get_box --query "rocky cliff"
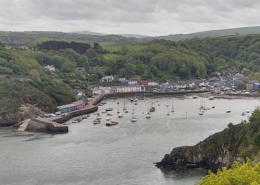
[0,104,45,127]
[155,122,249,173]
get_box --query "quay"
[14,94,105,133]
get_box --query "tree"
[120,46,129,55]
[85,48,98,59]
[196,159,260,185]
[62,61,75,73]
[236,82,246,90]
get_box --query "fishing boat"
[226,110,231,113]
[106,121,118,126]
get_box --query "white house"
[128,78,138,85]
[148,81,158,86]
[110,85,145,93]
[101,75,114,82]
[44,65,55,71]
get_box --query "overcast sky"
[1,0,260,36]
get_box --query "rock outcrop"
[0,104,45,127]
[155,127,238,173]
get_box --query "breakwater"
[13,95,104,133]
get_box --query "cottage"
[128,78,138,85]
[44,65,55,71]
[140,81,149,86]
[101,75,114,82]
[148,81,158,86]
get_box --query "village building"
[128,78,138,85]
[73,100,85,110]
[100,75,114,82]
[57,103,77,114]
[44,65,56,71]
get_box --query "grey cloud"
[0,0,260,35]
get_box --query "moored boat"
[106,121,118,126]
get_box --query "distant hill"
[120,34,148,38]
[2,26,260,46]
[144,26,260,41]
[70,31,148,38]
[68,31,106,36]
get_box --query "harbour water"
[0,95,259,185]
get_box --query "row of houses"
[100,76,158,86]
[91,85,146,95]
[57,100,85,114]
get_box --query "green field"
[103,45,145,53]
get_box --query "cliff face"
[155,127,240,173]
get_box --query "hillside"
[2,26,260,47]
[145,26,260,41]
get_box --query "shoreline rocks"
[155,127,238,173]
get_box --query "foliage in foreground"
[196,159,260,185]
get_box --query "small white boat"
[246,110,250,113]
[226,110,231,113]
[96,114,101,120]
[131,117,137,122]
[171,108,174,112]
[93,119,100,125]
[199,111,203,115]
[106,116,110,121]
[166,104,169,107]
[105,107,113,111]
[146,113,151,119]
[167,112,170,116]
[212,106,215,108]
[118,113,123,118]
[209,96,214,100]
